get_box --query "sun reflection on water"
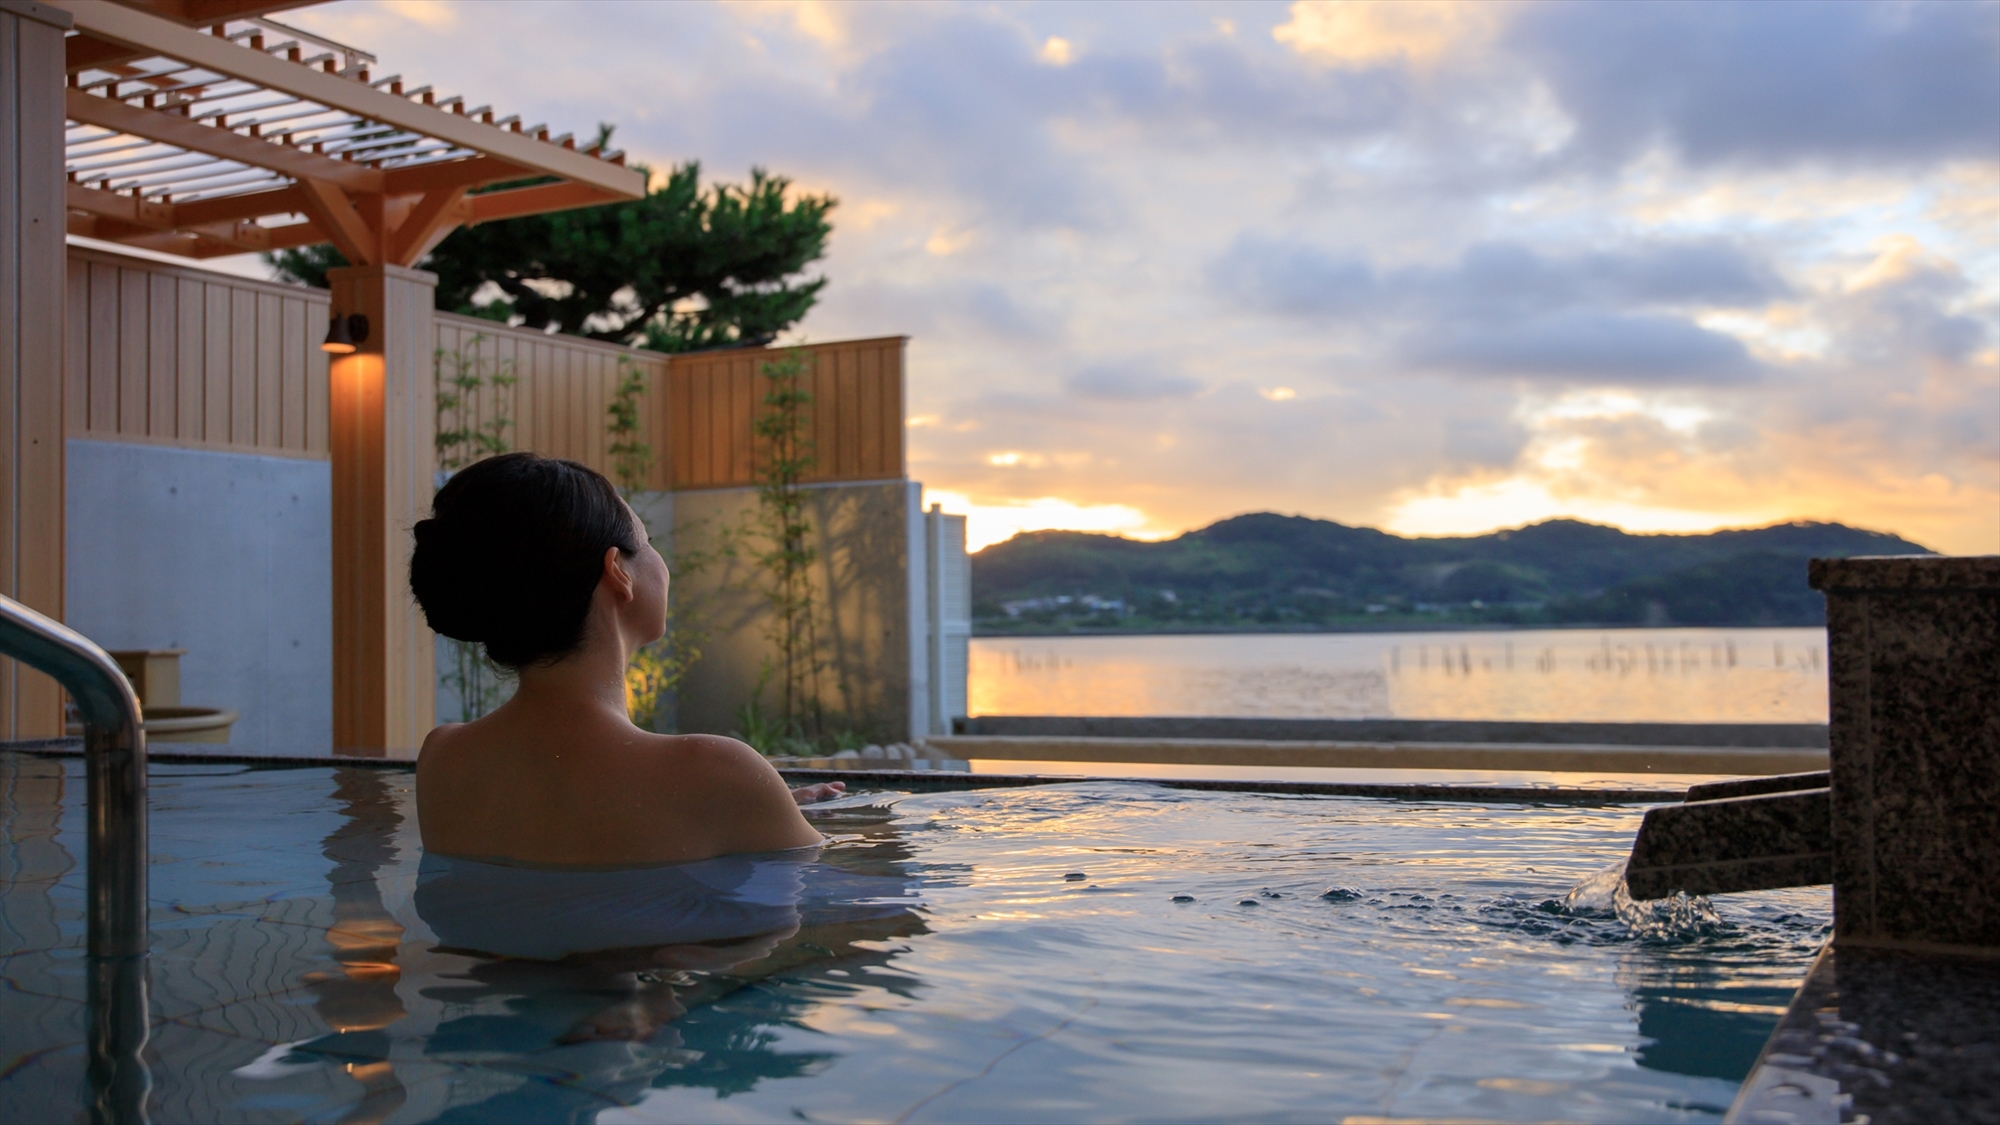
[971,626,1828,722]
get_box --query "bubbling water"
[1563,863,1727,941]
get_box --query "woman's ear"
[601,546,636,604]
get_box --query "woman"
[409,451,841,868]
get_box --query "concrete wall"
[669,481,923,741]
[59,442,958,751]
[65,439,333,751]
[922,507,971,735]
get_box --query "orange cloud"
[1273,0,1505,69]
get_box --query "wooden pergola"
[58,0,642,266]
[1,0,647,749]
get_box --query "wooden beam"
[170,182,303,225]
[67,210,146,238]
[469,180,624,225]
[120,0,325,27]
[67,189,275,254]
[65,86,384,192]
[381,154,533,196]
[89,227,198,254]
[74,174,631,263]
[411,197,471,261]
[260,219,326,249]
[386,185,466,267]
[129,162,538,232]
[377,190,410,239]
[184,218,270,250]
[51,0,647,199]
[354,189,391,259]
[65,180,174,227]
[186,232,275,257]
[65,31,144,72]
[295,177,376,264]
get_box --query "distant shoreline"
[974,516,1903,641]
[971,621,1827,639]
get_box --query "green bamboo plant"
[433,335,516,721]
[606,356,710,731]
[737,349,827,751]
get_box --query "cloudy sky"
[276,0,1998,553]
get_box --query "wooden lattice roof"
[55,0,647,263]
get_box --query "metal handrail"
[0,594,150,1121]
[0,594,148,954]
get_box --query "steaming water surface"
[0,757,1828,1122]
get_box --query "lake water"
[969,627,1829,724]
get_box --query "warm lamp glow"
[322,313,369,354]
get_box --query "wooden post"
[0,0,72,739]
[326,264,437,754]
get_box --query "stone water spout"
[1623,770,1831,900]
[1623,554,1997,942]
[1619,555,1999,1124]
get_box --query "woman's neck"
[506,624,633,723]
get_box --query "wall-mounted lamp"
[321,313,370,354]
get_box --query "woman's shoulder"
[635,732,778,782]
[420,721,465,749]
[647,730,756,754]
[415,721,466,771]
[633,733,817,846]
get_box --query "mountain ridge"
[970,514,1931,631]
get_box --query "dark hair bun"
[409,452,640,668]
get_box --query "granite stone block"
[1685,771,1830,802]
[1811,555,2000,950]
[1725,945,2000,1125]
[1625,787,1831,899]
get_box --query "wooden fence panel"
[667,336,905,490]
[228,289,256,447]
[117,267,147,437]
[254,292,281,449]
[66,246,331,458]
[175,277,202,439]
[66,249,904,489]
[147,273,175,437]
[430,312,674,490]
[280,298,306,451]
[64,264,89,437]
[86,260,117,433]
[523,335,550,458]
[200,282,229,444]
[436,327,907,492]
